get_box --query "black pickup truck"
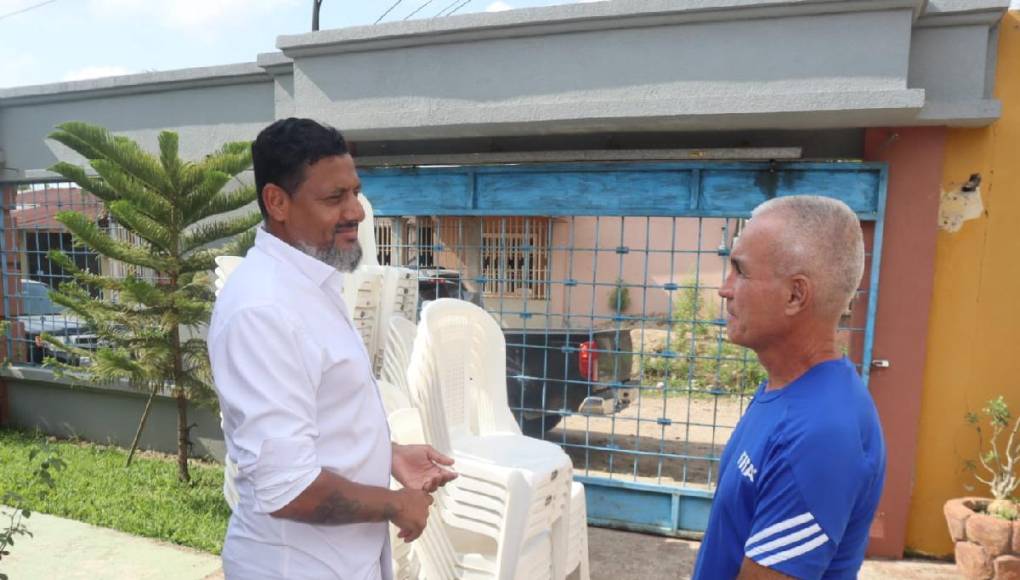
[418,271,635,435]
[504,328,635,435]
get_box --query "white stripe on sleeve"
[744,512,815,549]
[756,532,831,568]
[746,523,822,558]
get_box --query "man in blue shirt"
[692,196,886,580]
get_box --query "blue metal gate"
[360,161,888,537]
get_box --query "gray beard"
[295,240,363,273]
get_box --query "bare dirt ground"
[543,392,751,489]
[586,527,960,580]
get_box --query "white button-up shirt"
[209,227,393,580]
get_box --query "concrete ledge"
[0,63,271,107]
[354,147,804,167]
[278,0,922,57]
[3,366,225,462]
[917,0,1010,27]
[309,89,928,140]
[256,52,294,76]
[914,99,1004,125]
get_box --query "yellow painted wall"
[906,11,1020,556]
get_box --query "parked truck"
[504,328,635,435]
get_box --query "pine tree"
[42,122,259,482]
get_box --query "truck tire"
[519,413,563,437]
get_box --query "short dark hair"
[252,118,350,220]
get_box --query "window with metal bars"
[480,217,550,300]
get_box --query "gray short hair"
[751,196,865,318]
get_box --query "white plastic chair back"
[369,267,418,374]
[377,378,414,417]
[214,255,244,297]
[381,267,419,323]
[358,194,379,267]
[341,265,385,354]
[215,254,244,514]
[418,299,519,440]
[567,481,591,580]
[381,316,418,398]
[384,405,423,580]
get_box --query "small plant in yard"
[608,279,630,314]
[40,122,259,482]
[0,443,66,579]
[963,395,1019,520]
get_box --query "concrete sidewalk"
[0,511,220,580]
[0,512,959,579]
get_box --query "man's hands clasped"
[389,443,457,542]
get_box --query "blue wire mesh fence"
[374,213,872,491]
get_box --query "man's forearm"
[271,469,399,525]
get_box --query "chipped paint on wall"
[938,173,984,233]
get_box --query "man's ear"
[785,274,811,316]
[262,183,290,223]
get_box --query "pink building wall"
[547,216,728,329]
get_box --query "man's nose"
[718,275,734,298]
[345,197,366,223]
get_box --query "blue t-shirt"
[692,358,886,580]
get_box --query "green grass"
[0,429,230,554]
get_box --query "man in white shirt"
[209,118,456,579]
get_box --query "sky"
[0,0,595,89]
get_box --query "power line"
[0,0,58,22]
[433,0,460,17]
[374,0,406,23]
[403,0,438,20]
[446,0,474,16]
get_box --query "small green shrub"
[608,279,630,314]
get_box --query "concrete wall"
[905,9,1020,557]
[3,368,225,462]
[285,6,926,139]
[0,64,275,181]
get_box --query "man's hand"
[392,443,457,492]
[392,488,434,542]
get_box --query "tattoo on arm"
[310,490,363,524]
[307,490,398,524]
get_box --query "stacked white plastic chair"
[381,315,419,398]
[381,379,555,580]
[342,264,386,355]
[213,255,243,297]
[369,268,419,375]
[381,312,589,580]
[376,380,424,580]
[406,298,577,580]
